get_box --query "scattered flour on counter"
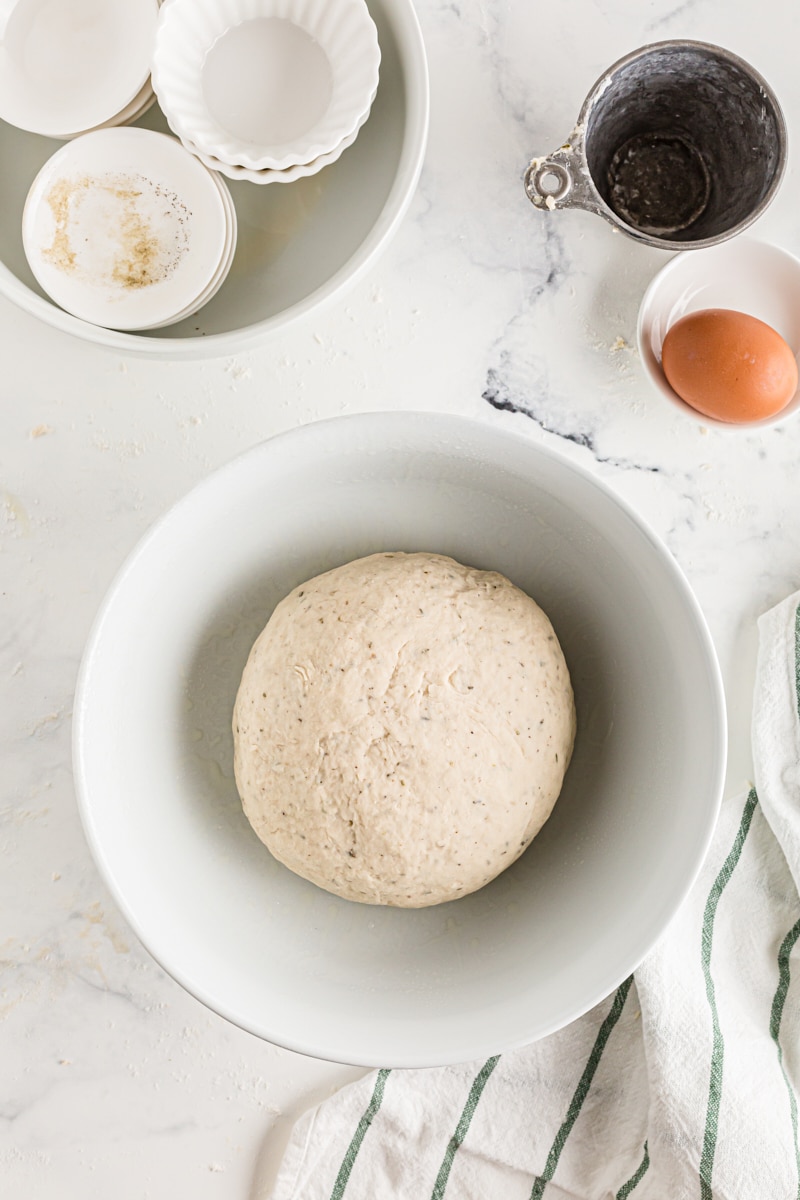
[3,492,31,535]
[702,485,748,525]
[30,709,63,737]
[79,901,130,955]
[89,433,146,459]
[226,359,253,383]
[0,1147,52,1169]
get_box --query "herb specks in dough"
[232,552,576,908]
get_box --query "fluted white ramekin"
[176,97,374,185]
[152,0,380,173]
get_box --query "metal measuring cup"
[524,40,787,251]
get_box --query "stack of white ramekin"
[151,0,381,185]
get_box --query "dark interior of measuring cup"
[583,45,784,243]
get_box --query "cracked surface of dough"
[233,552,576,907]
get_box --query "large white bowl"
[73,413,726,1067]
[0,0,427,358]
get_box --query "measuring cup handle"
[523,135,601,214]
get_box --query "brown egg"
[661,308,798,423]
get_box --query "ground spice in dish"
[109,186,162,289]
[42,177,82,272]
[42,172,191,291]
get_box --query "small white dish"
[152,0,380,172]
[178,100,372,185]
[22,128,232,331]
[73,413,725,1067]
[0,0,159,139]
[637,237,800,431]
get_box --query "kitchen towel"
[269,592,800,1200]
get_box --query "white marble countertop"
[3,1,800,1196]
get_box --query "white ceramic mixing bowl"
[73,413,726,1067]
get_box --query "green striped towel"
[270,593,800,1200]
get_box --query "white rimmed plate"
[0,0,159,139]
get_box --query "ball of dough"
[233,552,576,907]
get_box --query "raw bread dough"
[233,552,576,907]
